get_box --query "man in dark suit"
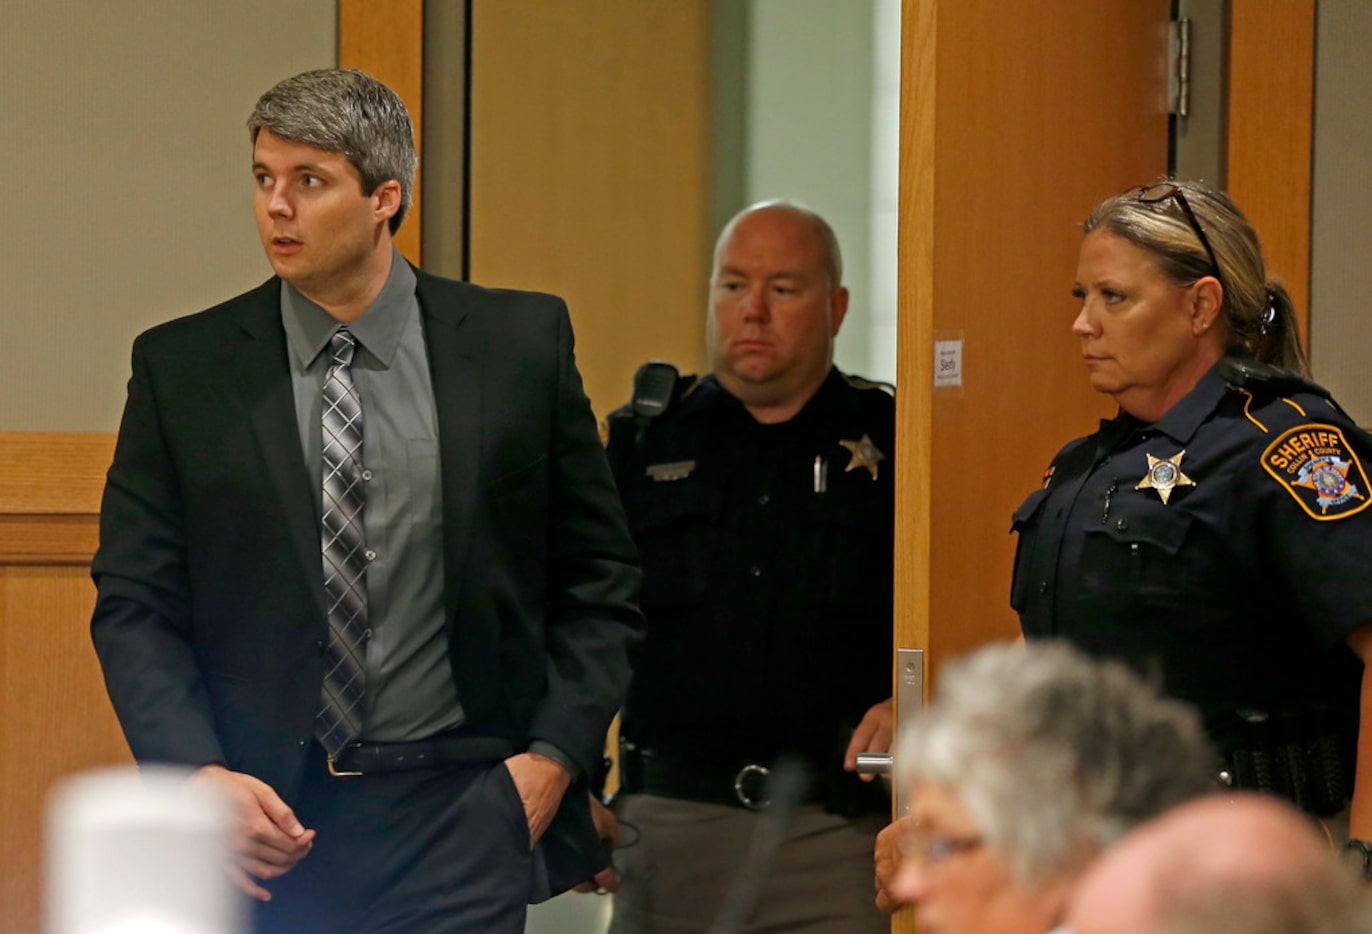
[90,68,641,933]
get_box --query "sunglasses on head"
[1133,183,1225,290]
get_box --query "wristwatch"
[1341,838,1372,881]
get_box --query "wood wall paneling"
[0,432,114,514]
[0,433,126,934]
[338,0,426,266]
[1226,0,1315,341]
[0,432,112,566]
[1,567,132,934]
[468,0,712,418]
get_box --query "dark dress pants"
[254,745,532,933]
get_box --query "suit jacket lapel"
[416,271,482,625]
[231,280,329,618]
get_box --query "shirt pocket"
[1081,508,1193,608]
[1009,488,1051,612]
[407,438,441,534]
[622,482,722,606]
[803,498,894,611]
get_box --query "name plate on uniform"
[646,460,695,482]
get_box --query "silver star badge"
[1135,451,1195,504]
[839,434,885,480]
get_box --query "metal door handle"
[850,650,924,810]
[854,752,893,776]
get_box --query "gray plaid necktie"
[316,327,369,757]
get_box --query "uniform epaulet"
[842,374,896,395]
[1217,358,1353,436]
[1217,357,1331,401]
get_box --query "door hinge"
[1168,17,1192,117]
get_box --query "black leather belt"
[625,745,820,811]
[326,732,512,777]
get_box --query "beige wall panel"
[1226,0,1315,338]
[1310,1,1372,425]
[0,1,335,434]
[896,0,1170,800]
[468,0,711,417]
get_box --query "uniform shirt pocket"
[1082,508,1193,607]
[622,482,722,606]
[803,499,894,610]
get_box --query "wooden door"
[894,3,1170,925]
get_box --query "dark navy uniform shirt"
[607,368,894,770]
[1012,357,1372,751]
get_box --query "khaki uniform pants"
[608,793,889,934]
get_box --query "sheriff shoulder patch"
[1261,424,1372,520]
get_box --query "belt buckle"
[733,763,771,811]
[327,750,364,777]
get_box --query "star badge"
[839,434,885,480]
[1135,450,1195,504]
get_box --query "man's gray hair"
[247,68,416,234]
[898,641,1214,889]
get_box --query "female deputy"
[876,641,1213,933]
[1011,180,1372,862]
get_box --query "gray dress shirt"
[280,248,579,774]
[281,250,462,743]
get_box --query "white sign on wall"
[934,339,963,387]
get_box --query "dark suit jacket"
[91,268,641,895]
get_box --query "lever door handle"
[854,752,893,776]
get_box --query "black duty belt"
[1212,705,1355,817]
[326,732,512,777]
[623,744,821,811]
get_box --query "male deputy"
[90,69,641,933]
[600,202,894,932]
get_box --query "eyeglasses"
[897,828,986,866]
[1133,183,1224,289]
